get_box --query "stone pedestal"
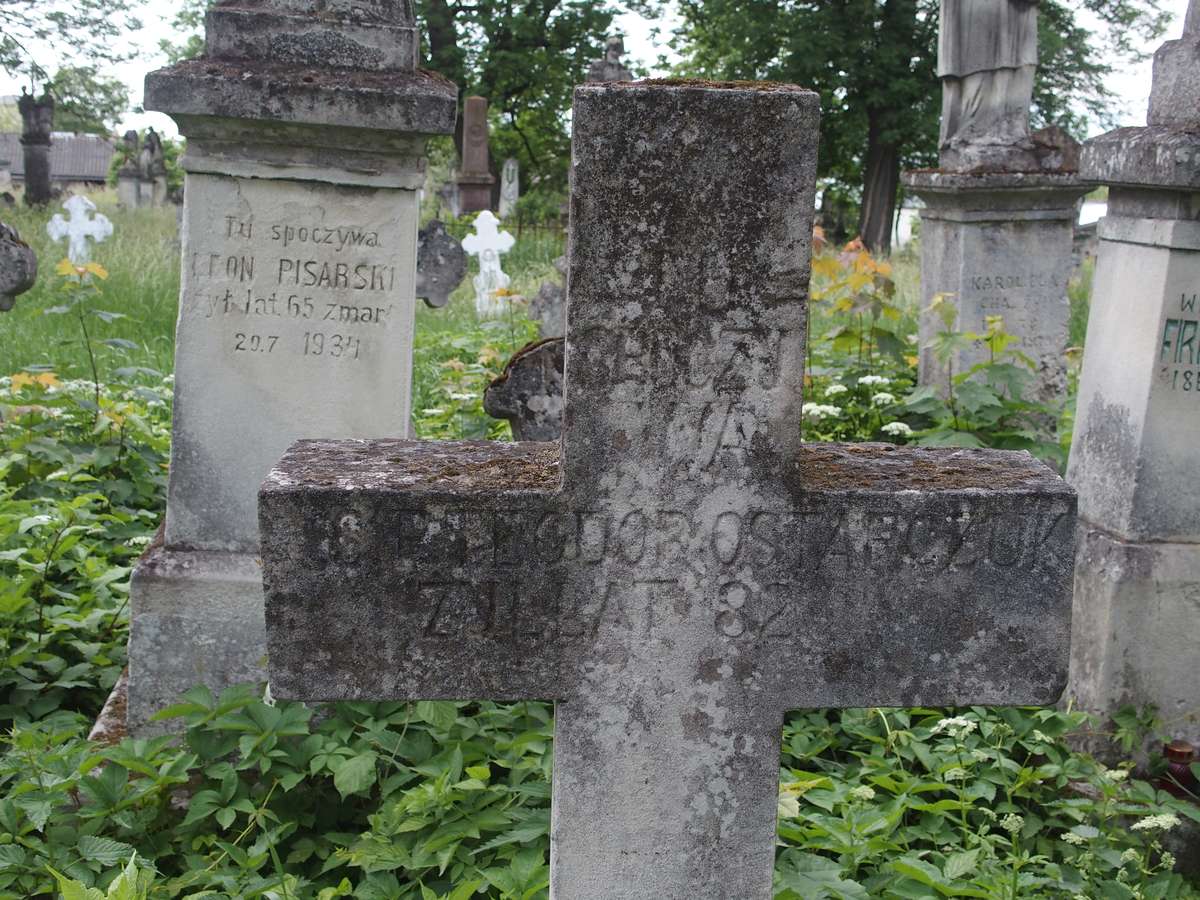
[1068,132,1200,750]
[904,171,1089,404]
[117,172,140,209]
[127,0,456,733]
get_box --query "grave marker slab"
[126,0,455,733]
[262,82,1076,898]
[1068,2,1200,751]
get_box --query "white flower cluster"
[1120,848,1141,865]
[803,403,842,420]
[930,716,976,739]
[1000,813,1024,835]
[825,383,848,397]
[881,421,913,438]
[871,392,896,406]
[1130,813,1180,832]
[849,785,876,802]
[859,374,890,386]
[1101,766,1129,783]
[1061,832,1086,846]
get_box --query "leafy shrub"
[0,696,1194,898]
[0,374,169,728]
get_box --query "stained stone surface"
[416,219,466,309]
[263,82,1076,898]
[128,0,454,734]
[483,337,564,440]
[1068,11,1200,747]
[0,221,37,311]
[905,171,1091,404]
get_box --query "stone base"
[1067,526,1200,758]
[457,178,493,215]
[127,541,266,735]
[903,171,1091,406]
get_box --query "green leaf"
[78,835,134,866]
[943,848,979,881]
[775,850,869,899]
[47,867,105,900]
[415,700,459,731]
[333,751,379,799]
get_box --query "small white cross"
[47,195,114,266]
[462,210,515,317]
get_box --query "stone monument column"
[904,0,1090,406]
[456,95,494,214]
[1067,2,1200,752]
[17,89,54,208]
[127,0,456,732]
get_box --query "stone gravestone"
[483,337,564,440]
[47,196,113,265]
[415,219,466,309]
[1067,2,1200,752]
[462,209,514,317]
[903,0,1089,406]
[126,0,456,733]
[498,157,519,219]
[141,128,169,208]
[530,253,568,337]
[117,131,142,209]
[0,222,37,311]
[17,89,54,207]
[456,96,494,214]
[261,82,1076,898]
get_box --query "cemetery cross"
[261,83,1077,899]
[47,195,113,266]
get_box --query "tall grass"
[0,191,180,378]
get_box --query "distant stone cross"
[46,195,113,266]
[462,209,515,317]
[262,84,1075,898]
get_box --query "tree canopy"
[417,0,655,204]
[0,0,143,85]
[672,0,1171,251]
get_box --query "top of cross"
[47,196,113,266]
[461,210,515,261]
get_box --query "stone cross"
[47,195,113,266]
[462,209,514,317]
[262,83,1076,898]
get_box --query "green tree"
[419,0,654,203]
[49,65,131,134]
[673,0,1170,253]
[0,0,143,85]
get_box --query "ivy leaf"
[943,848,979,881]
[415,700,459,731]
[774,850,869,899]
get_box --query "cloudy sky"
[1,0,1191,139]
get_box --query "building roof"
[0,132,116,183]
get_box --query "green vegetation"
[1,208,1196,899]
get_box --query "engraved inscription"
[1160,294,1200,391]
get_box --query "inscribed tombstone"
[1068,2,1200,751]
[457,96,494,214]
[126,0,456,732]
[262,82,1076,897]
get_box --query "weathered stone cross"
[47,195,113,266]
[261,83,1076,898]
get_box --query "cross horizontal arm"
[262,440,1075,710]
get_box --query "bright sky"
[0,0,1191,140]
